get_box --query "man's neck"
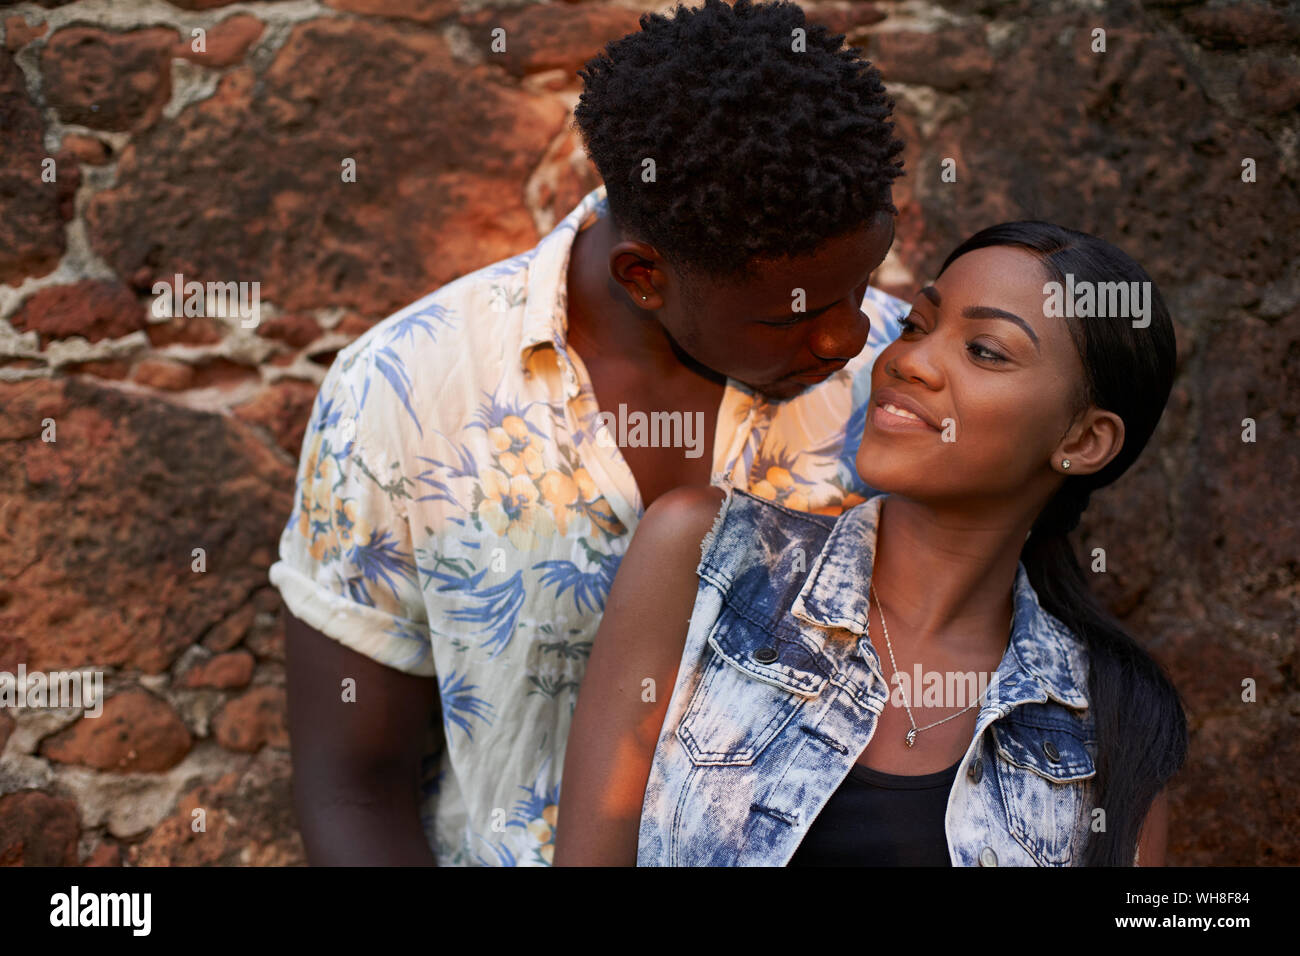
[566,213,723,389]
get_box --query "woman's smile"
[869,388,942,433]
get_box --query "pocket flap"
[991,704,1096,782]
[708,601,833,697]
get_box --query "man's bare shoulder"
[322,263,531,436]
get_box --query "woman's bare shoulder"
[635,485,729,554]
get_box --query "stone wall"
[0,0,1296,865]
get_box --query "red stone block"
[40,688,193,772]
[132,357,195,391]
[40,27,179,132]
[10,280,145,344]
[212,685,288,753]
[178,650,256,689]
[0,791,80,866]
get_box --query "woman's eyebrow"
[964,305,1040,351]
[915,285,1041,351]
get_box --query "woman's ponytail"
[1022,482,1189,865]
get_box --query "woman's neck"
[870,495,1035,655]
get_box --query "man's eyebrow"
[964,305,1040,351]
[761,260,879,321]
[761,301,831,322]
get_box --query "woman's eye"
[967,341,1007,362]
[898,314,921,334]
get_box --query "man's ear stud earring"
[1061,459,1071,470]
[641,295,647,300]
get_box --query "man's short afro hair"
[572,0,905,286]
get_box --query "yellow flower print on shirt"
[811,491,867,517]
[302,435,340,560]
[295,431,373,563]
[489,415,531,453]
[478,469,556,551]
[500,443,545,479]
[492,415,546,478]
[334,499,372,552]
[538,469,580,536]
[526,804,559,865]
[751,466,810,511]
[538,464,624,539]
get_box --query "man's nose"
[807,301,872,362]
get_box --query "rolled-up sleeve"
[268,345,434,677]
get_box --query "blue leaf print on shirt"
[384,305,455,349]
[478,248,536,279]
[344,527,419,607]
[311,393,344,434]
[471,833,518,868]
[466,388,547,442]
[382,616,434,672]
[439,669,496,740]
[442,570,528,658]
[834,389,873,491]
[504,756,562,865]
[413,436,478,510]
[370,345,423,437]
[534,545,621,615]
[422,558,528,659]
[355,305,457,437]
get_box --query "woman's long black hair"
[936,223,1189,866]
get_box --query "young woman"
[554,221,1189,866]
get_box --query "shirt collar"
[519,184,609,372]
[789,493,1090,710]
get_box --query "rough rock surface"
[0,0,1294,866]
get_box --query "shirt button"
[979,846,998,867]
[1043,740,1060,762]
[752,647,778,664]
[968,757,983,784]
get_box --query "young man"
[272,0,907,865]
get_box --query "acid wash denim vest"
[637,487,1103,867]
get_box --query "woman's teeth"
[881,402,923,423]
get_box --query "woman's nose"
[888,338,943,387]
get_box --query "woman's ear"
[1054,408,1125,476]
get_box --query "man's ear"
[1055,408,1125,476]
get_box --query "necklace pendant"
[905,728,917,748]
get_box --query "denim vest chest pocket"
[990,701,1097,866]
[676,601,835,766]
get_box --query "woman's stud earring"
[641,295,647,301]
[1061,459,1071,470]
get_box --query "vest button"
[1043,740,1060,762]
[979,846,998,867]
[968,757,983,784]
[752,647,778,664]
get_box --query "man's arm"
[285,612,441,865]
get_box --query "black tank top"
[786,757,962,866]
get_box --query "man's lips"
[791,362,848,381]
[870,388,943,430]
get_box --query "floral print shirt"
[268,183,908,865]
